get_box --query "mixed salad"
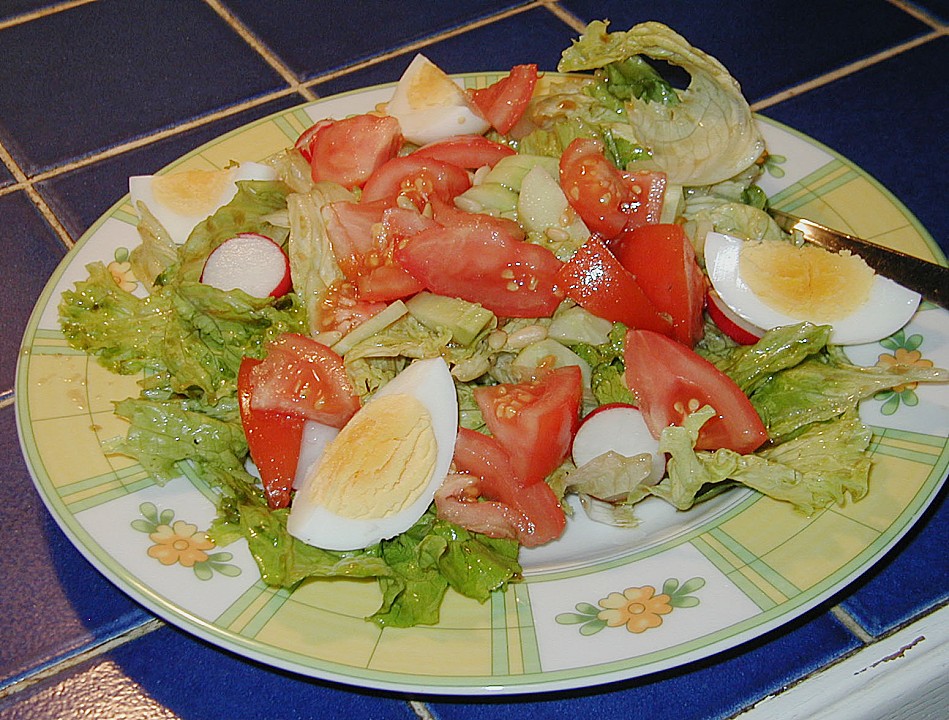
[59,21,946,628]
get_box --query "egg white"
[386,54,490,145]
[705,231,921,345]
[129,161,276,245]
[287,357,458,550]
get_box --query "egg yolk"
[740,240,874,322]
[405,62,462,110]
[152,169,231,217]
[304,393,437,519]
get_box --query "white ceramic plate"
[15,76,949,695]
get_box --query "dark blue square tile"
[0,625,421,720]
[37,94,307,241]
[907,0,949,22]
[763,37,949,254]
[559,0,930,103]
[427,611,860,720]
[0,163,13,188]
[224,0,532,81]
[0,408,152,687]
[0,0,287,175]
[312,6,577,97]
[839,489,948,637]
[0,191,64,390]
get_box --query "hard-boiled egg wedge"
[287,357,458,551]
[704,231,921,345]
[129,162,276,245]
[386,54,490,145]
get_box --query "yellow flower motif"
[107,260,137,292]
[597,585,673,633]
[876,348,933,393]
[147,521,214,567]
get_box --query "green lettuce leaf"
[653,405,873,515]
[570,323,636,405]
[750,349,948,442]
[558,21,765,185]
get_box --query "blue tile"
[763,37,949,255]
[224,0,531,81]
[0,163,13,189]
[559,0,930,103]
[0,625,420,720]
[0,1,58,22]
[0,191,64,390]
[37,95,306,241]
[427,612,860,720]
[312,6,577,97]
[840,489,948,637]
[907,0,949,21]
[0,408,152,687]
[0,0,287,175]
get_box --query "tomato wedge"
[624,329,768,453]
[316,280,388,336]
[396,220,563,317]
[618,170,667,233]
[615,223,706,347]
[412,135,515,169]
[470,64,538,134]
[361,155,471,209]
[294,119,333,163]
[473,366,582,486]
[323,201,426,302]
[237,357,305,509]
[309,114,402,188]
[452,427,566,546]
[557,237,673,336]
[249,333,360,428]
[559,137,633,238]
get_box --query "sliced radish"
[707,289,764,345]
[293,420,340,490]
[572,403,665,483]
[201,233,292,297]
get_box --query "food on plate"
[704,230,922,345]
[58,20,947,628]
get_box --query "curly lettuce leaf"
[653,405,873,515]
[750,349,948,442]
[570,323,636,405]
[558,21,765,185]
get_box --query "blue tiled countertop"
[1,2,946,718]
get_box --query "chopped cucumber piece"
[513,338,592,389]
[518,165,589,241]
[483,154,560,192]
[454,182,518,218]
[405,292,495,346]
[549,306,614,345]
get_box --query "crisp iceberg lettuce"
[558,21,765,186]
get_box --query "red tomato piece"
[559,137,633,238]
[237,357,305,509]
[396,221,563,317]
[474,366,582,486]
[624,329,768,453]
[309,114,402,189]
[361,155,471,209]
[294,119,333,163]
[452,428,566,546]
[322,201,425,302]
[557,237,674,336]
[615,223,706,347]
[317,281,388,336]
[618,170,667,234]
[470,64,538,134]
[249,333,360,428]
[429,196,525,240]
[413,135,516,169]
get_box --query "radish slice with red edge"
[201,233,292,298]
[707,289,764,345]
[572,403,665,483]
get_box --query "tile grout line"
[0,141,75,249]
[201,0,317,102]
[751,29,942,112]
[410,700,437,720]
[294,1,546,91]
[887,0,949,28]
[830,604,875,644]
[540,0,588,33]
[0,0,95,32]
[0,618,164,701]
